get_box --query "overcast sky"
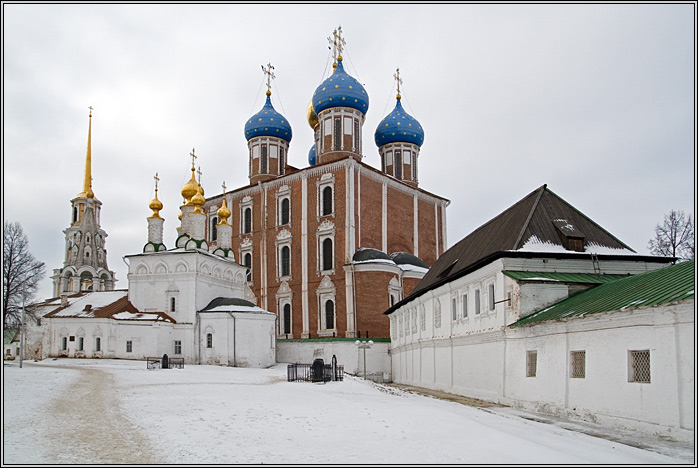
[3,3,695,301]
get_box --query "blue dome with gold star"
[374,96,424,147]
[308,144,317,166]
[244,93,293,142]
[312,58,369,115]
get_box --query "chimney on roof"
[60,294,68,307]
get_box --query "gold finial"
[262,63,275,96]
[217,181,231,225]
[78,106,95,198]
[149,172,163,219]
[394,68,403,100]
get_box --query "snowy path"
[3,362,164,464]
[3,359,693,465]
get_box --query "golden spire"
[262,63,275,96]
[394,68,403,100]
[78,106,95,198]
[217,181,231,225]
[148,172,164,219]
[181,148,199,203]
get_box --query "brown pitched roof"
[43,291,175,323]
[387,185,672,314]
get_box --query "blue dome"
[312,59,369,115]
[244,94,293,142]
[374,97,424,147]
[308,144,317,166]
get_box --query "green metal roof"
[503,271,630,284]
[512,260,695,327]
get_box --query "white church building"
[386,185,694,442]
[28,111,276,368]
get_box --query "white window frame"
[628,349,651,383]
[317,173,335,218]
[462,293,468,318]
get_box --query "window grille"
[244,253,252,282]
[244,208,252,234]
[334,117,341,150]
[78,337,84,351]
[526,351,537,377]
[95,337,101,352]
[170,297,176,313]
[126,341,133,353]
[325,300,335,330]
[174,340,182,354]
[629,350,651,383]
[395,150,402,179]
[206,333,213,349]
[322,238,333,271]
[283,304,291,335]
[260,145,268,173]
[322,186,333,216]
[570,351,585,378]
[281,246,291,277]
[280,198,290,225]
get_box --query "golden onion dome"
[217,198,231,225]
[149,194,163,218]
[181,169,199,202]
[197,183,204,198]
[307,100,318,129]
[191,190,205,214]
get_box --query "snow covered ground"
[3,359,694,465]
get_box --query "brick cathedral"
[201,28,449,340]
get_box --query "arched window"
[283,303,291,335]
[72,207,78,223]
[211,217,218,241]
[170,297,176,313]
[243,207,252,234]
[244,253,252,282]
[78,337,84,351]
[334,117,341,150]
[206,333,213,348]
[281,246,290,277]
[322,186,333,216]
[95,337,101,352]
[325,300,335,330]
[280,198,290,225]
[322,238,333,271]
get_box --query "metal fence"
[287,363,344,382]
[147,356,184,369]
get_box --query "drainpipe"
[196,311,201,365]
[228,312,236,367]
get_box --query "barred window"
[206,333,213,349]
[629,350,651,383]
[526,351,537,377]
[95,337,101,352]
[126,340,133,353]
[570,350,585,378]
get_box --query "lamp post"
[354,340,373,380]
[19,289,25,369]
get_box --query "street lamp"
[354,340,373,380]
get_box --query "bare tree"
[648,210,695,262]
[3,221,46,327]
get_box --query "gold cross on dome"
[394,68,403,97]
[197,166,202,184]
[154,172,160,193]
[190,148,197,169]
[88,105,94,117]
[222,181,227,194]
[262,63,275,94]
[328,26,346,62]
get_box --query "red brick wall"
[353,270,396,338]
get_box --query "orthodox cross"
[197,166,203,185]
[190,148,197,169]
[222,181,227,194]
[88,105,94,117]
[154,172,160,195]
[262,63,275,94]
[328,26,345,61]
[394,68,403,97]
